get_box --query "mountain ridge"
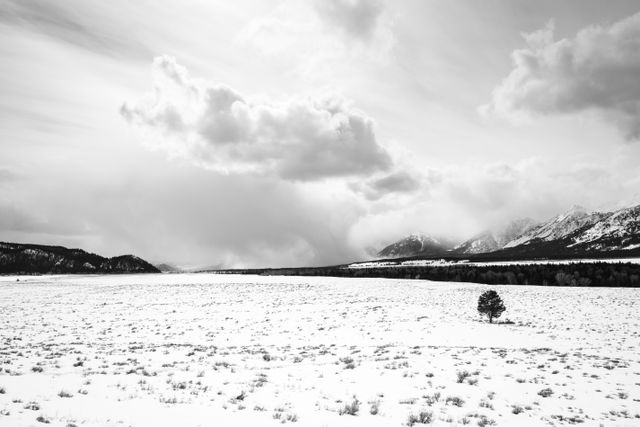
[0,242,160,274]
[377,234,455,258]
[377,203,640,260]
[455,218,537,255]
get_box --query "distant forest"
[214,262,640,287]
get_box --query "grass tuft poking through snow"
[406,410,433,425]
[338,397,360,416]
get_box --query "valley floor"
[0,274,638,426]
[347,257,640,269]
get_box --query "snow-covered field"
[0,274,638,426]
[347,258,640,269]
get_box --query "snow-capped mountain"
[377,234,454,258]
[455,218,537,254]
[566,204,640,251]
[376,203,640,260]
[487,203,640,258]
[504,205,605,248]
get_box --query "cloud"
[348,154,640,254]
[0,0,150,58]
[121,56,393,181]
[0,168,19,183]
[350,170,423,200]
[0,202,78,236]
[235,0,394,80]
[0,161,366,268]
[482,13,640,140]
[314,0,385,41]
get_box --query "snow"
[347,257,640,269]
[347,259,459,269]
[460,257,640,266]
[505,204,640,252]
[569,206,640,249]
[379,234,445,258]
[0,273,639,426]
[346,261,402,269]
[504,207,596,249]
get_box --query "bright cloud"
[236,0,394,81]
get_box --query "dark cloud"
[121,56,393,181]
[351,170,422,200]
[483,13,640,140]
[1,0,150,58]
[315,0,385,41]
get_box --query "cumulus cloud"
[121,56,392,181]
[482,13,640,139]
[315,0,385,41]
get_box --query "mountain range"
[377,234,456,258]
[0,242,160,274]
[4,202,639,275]
[377,203,640,260]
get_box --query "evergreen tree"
[477,290,506,323]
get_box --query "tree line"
[216,261,640,287]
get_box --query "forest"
[215,261,640,287]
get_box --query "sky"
[2,0,640,268]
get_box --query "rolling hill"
[0,242,160,274]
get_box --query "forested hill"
[0,242,159,274]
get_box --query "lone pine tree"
[477,290,506,323]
